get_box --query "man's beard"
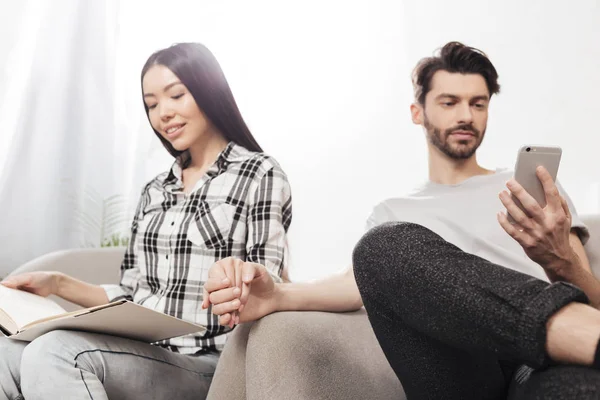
[424,115,485,160]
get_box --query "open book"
[0,285,206,342]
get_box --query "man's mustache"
[444,124,480,137]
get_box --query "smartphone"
[507,145,562,223]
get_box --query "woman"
[0,42,292,400]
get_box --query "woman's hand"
[1,272,62,297]
[202,257,278,327]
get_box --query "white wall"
[2,0,599,279]
[123,0,600,280]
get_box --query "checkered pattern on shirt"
[102,142,292,354]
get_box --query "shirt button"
[166,254,169,260]
[171,221,174,226]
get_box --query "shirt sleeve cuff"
[571,223,590,246]
[100,284,133,302]
[263,261,284,283]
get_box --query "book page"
[0,285,66,330]
[0,308,17,334]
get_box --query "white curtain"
[1,0,599,280]
[0,0,128,273]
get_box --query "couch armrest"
[245,310,405,399]
[9,247,126,311]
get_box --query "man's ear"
[410,103,424,125]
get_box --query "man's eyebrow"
[434,94,489,102]
[435,93,460,100]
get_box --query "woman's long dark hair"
[141,43,263,166]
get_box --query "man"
[204,42,600,399]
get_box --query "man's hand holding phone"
[498,165,579,281]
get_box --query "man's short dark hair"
[412,42,500,105]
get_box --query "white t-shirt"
[366,169,589,282]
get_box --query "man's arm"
[553,232,600,308]
[202,260,362,326]
[570,231,593,275]
[498,166,600,308]
[275,267,363,312]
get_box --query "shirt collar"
[163,141,253,186]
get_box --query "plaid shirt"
[102,142,292,354]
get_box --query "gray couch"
[10,215,600,399]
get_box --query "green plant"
[101,233,130,248]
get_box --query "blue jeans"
[0,331,218,400]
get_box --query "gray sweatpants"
[0,330,218,400]
[353,221,600,399]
